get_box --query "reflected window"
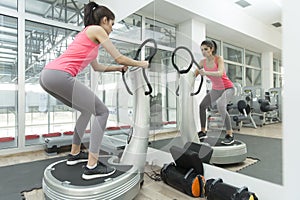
[273,60,277,72]
[0,0,17,10]
[166,72,177,124]
[273,59,281,73]
[279,60,282,73]
[25,0,85,26]
[246,50,261,68]
[25,21,78,83]
[223,43,243,64]
[76,67,91,88]
[273,74,280,88]
[148,48,177,128]
[246,68,261,86]
[273,59,282,88]
[110,14,142,40]
[226,63,243,86]
[0,15,18,149]
[25,21,81,146]
[97,41,177,129]
[97,40,139,127]
[145,18,176,48]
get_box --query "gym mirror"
[142,0,282,186]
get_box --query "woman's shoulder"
[85,25,105,33]
[213,56,224,65]
[215,55,224,61]
[85,25,108,43]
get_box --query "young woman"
[39,2,148,180]
[195,40,235,145]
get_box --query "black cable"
[144,171,161,181]
[144,164,162,182]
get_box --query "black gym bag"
[161,162,205,197]
[160,145,209,197]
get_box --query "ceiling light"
[235,0,251,8]
[272,22,282,28]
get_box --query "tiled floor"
[2,122,282,200]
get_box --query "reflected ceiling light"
[272,22,282,28]
[235,0,251,8]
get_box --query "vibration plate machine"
[171,46,247,165]
[42,39,157,200]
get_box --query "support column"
[261,52,273,90]
[176,19,206,143]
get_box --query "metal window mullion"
[141,15,146,41]
[242,48,246,86]
[24,12,82,32]
[17,0,26,149]
[64,0,67,23]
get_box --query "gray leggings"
[200,88,235,130]
[39,69,109,154]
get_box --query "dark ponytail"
[211,40,217,55]
[201,40,218,55]
[84,2,115,27]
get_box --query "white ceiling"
[225,0,282,31]
[138,0,282,58]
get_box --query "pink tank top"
[45,26,100,76]
[203,57,233,90]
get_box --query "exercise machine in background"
[258,87,282,125]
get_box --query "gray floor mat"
[234,133,282,185]
[0,156,65,198]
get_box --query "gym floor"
[0,122,282,200]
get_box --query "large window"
[97,40,139,127]
[24,21,81,146]
[226,63,243,86]
[246,68,261,86]
[0,15,18,149]
[221,42,262,87]
[246,50,261,68]
[0,0,17,10]
[96,40,177,129]
[145,18,176,48]
[25,0,85,26]
[223,43,243,64]
[273,59,283,88]
[148,48,177,128]
[245,50,261,86]
[110,14,142,41]
[223,43,245,85]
